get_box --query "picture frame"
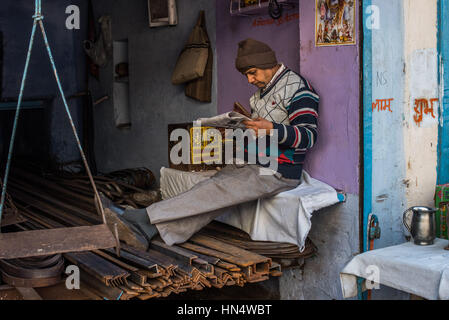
[315,0,356,47]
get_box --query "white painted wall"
[403,0,439,208]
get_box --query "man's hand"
[243,117,274,136]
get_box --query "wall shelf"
[229,0,298,17]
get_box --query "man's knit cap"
[235,38,278,73]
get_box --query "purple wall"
[299,0,360,195]
[215,0,360,195]
[215,0,299,114]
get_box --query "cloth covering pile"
[160,167,340,252]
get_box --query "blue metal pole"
[359,0,373,300]
[0,11,39,228]
[437,0,449,185]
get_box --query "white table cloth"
[340,238,449,300]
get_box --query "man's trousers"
[146,164,300,245]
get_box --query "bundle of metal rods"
[1,165,315,300]
[199,221,317,261]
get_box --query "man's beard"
[253,81,266,88]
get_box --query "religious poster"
[315,0,356,46]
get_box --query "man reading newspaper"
[101,38,319,247]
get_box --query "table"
[340,238,449,300]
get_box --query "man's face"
[244,67,275,89]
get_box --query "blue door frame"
[362,0,372,254]
[437,0,449,185]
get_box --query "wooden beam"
[0,224,116,259]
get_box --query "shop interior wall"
[214,0,361,299]
[0,0,86,165]
[215,0,300,114]
[90,0,217,181]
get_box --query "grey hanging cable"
[268,0,283,20]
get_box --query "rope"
[0,0,107,229]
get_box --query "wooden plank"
[0,224,116,259]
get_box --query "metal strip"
[362,0,373,255]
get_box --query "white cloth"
[160,167,340,251]
[340,238,449,300]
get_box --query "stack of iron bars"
[0,164,316,300]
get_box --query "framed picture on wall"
[315,0,356,46]
[148,0,178,27]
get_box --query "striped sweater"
[247,64,319,180]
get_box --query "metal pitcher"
[403,206,437,245]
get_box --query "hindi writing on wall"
[315,0,356,47]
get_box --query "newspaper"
[196,111,252,129]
